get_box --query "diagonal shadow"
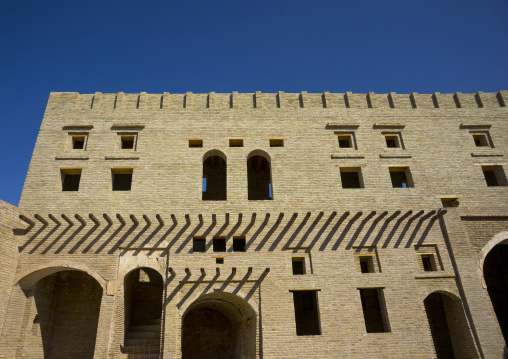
[371,211,400,247]
[332,211,363,250]
[132,224,163,255]
[356,211,388,248]
[198,269,220,297]
[319,212,349,251]
[255,213,284,251]
[245,214,269,251]
[19,223,48,252]
[95,219,125,254]
[245,270,269,302]
[120,220,151,255]
[148,224,177,256]
[108,217,139,254]
[294,212,324,250]
[393,210,424,248]
[55,218,86,254]
[82,220,112,254]
[240,213,256,237]
[405,211,436,248]
[177,272,206,308]
[69,222,100,253]
[166,223,191,252]
[232,270,252,295]
[28,222,60,254]
[268,213,298,252]
[42,220,73,254]
[165,271,184,305]
[283,212,311,249]
[382,210,413,248]
[175,222,203,254]
[416,215,439,246]
[345,211,377,250]
[307,211,336,252]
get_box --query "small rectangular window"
[229,139,244,147]
[213,236,226,252]
[72,136,85,149]
[121,135,135,149]
[421,254,436,272]
[340,168,363,188]
[193,236,206,252]
[216,257,224,264]
[482,165,508,187]
[269,139,284,147]
[338,134,353,148]
[389,167,414,188]
[441,197,460,207]
[471,132,492,147]
[233,236,246,252]
[292,257,306,275]
[189,139,203,148]
[359,256,374,273]
[61,169,81,191]
[384,134,400,148]
[112,169,133,191]
[359,288,390,333]
[292,291,321,336]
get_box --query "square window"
[471,132,492,147]
[338,135,353,148]
[385,135,399,148]
[233,236,246,252]
[389,167,414,188]
[359,256,374,273]
[482,165,508,187]
[421,254,437,272]
[292,257,306,275]
[270,139,284,147]
[213,236,226,252]
[72,136,85,149]
[193,237,206,252]
[112,169,133,191]
[189,139,203,148]
[61,169,81,191]
[229,139,244,147]
[121,135,135,149]
[340,168,363,188]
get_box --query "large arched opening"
[123,267,163,355]
[181,292,256,359]
[203,150,227,201]
[483,239,508,344]
[247,150,272,200]
[22,269,103,358]
[423,291,477,359]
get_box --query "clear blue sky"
[1,0,507,206]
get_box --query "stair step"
[129,325,160,332]
[124,338,160,346]
[126,331,160,339]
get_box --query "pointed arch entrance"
[181,292,256,359]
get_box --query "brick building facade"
[0,90,507,358]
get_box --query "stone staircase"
[122,318,161,358]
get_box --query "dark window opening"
[292,291,321,336]
[359,288,390,333]
[338,135,352,148]
[189,139,203,148]
[247,155,272,200]
[389,167,413,188]
[121,136,135,149]
[193,237,206,253]
[482,165,508,187]
[292,257,306,275]
[385,135,400,148]
[229,139,243,147]
[473,133,489,147]
[340,169,363,188]
[72,136,85,149]
[112,169,133,191]
[441,197,460,207]
[61,169,81,191]
[270,139,284,147]
[422,255,436,272]
[203,155,227,200]
[359,256,374,273]
[233,236,246,252]
[216,258,224,264]
[213,236,226,252]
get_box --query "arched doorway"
[203,150,227,201]
[181,292,256,359]
[423,291,477,359]
[123,267,163,355]
[247,151,272,200]
[483,240,508,344]
[26,270,103,358]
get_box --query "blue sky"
[0,0,507,206]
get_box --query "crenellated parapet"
[46,90,508,111]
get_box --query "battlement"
[47,90,508,111]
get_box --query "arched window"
[247,151,272,200]
[202,151,227,201]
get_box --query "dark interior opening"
[247,155,272,200]
[233,236,246,252]
[203,155,227,201]
[292,258,305,275]
[193,237,206,252]
[292,291,321,335]
[359,257,374,273]
[341,170,362,188]
[213,237,226,252]
[73,137,85,149]
[389,168,412,188]
[112,171,133,191]
[62,170,81,191]
[359,288,389,333]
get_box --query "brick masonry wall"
[0,91,506,358]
